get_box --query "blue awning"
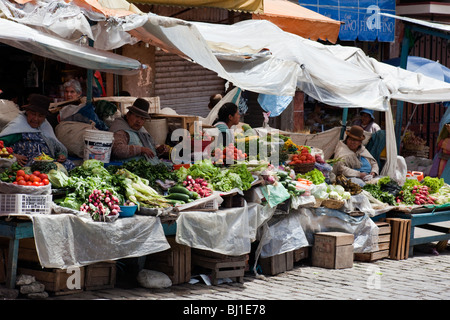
[298,0,396,42]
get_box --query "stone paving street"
[47,249,450,301]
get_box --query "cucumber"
[166,199,185,205]
[169,186,191,196]
[166,193,190,202]
[189,191,200,199]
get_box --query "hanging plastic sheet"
[297,207,379,253]
[257,94,293,117]
[175,203,252,256]
[0,18,144,75]
[29,212,170,269]
[258,211,309,258]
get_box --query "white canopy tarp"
[0,18,145,75]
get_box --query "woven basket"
[322,199,345,210]
[291,162,315,174]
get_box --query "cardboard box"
[312,232,354,269]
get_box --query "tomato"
[39,173,48,180]
[16,169,26,177]
[17,180,27,186]
[42,178,50,185]
[15,176,24,182]
[38,182,44,186]
[27,181,33,186]
[12,181,18,185]
[23,174,30,181]
[32,181,40,186]
[33,171,41,176]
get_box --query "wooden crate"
[386,218,411,260]
[259,250,294,276]
[191,249,246,285]
[85,261,116,290]
[18,266,85,296]
[18,238,40,263]
[145,236,191,285]
[150,113,199,134]
[312,232,354,269]
[293,246,309,263]
[220,192,245,208]
[354,221,391,262]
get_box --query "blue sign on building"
[299,0,396,42]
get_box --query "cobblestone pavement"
[47,249,450,301]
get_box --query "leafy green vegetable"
[31,161,57,174]
[363,183,396,205]
[47,169,70,188]
[421,176,444,194]
[296,169,325,185]
[115,168,170,209]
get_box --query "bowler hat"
[23,94,51,116]
[127,98,151,119]
[346,125,365,141]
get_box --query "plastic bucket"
[144,118,168,145]
[84,129,114,163]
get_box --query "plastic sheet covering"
[258,211,309,258]
[0,18,144,75]
[297,207,379,253]
[29,213,170,269]
[175,203,252,256]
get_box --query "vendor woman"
[332,125,379,186]
[109,98,169,164]
[0,94,75,170]
[212,102,240,146]
[430,122,450,183]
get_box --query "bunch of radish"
[396,185,436,205]
[80,189,121,220]
[182,175,212,198]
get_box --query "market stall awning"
[252,0,341,43]
[0,18,145,75]
[126,0,263,13]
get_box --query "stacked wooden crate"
[354,221,391,262]
[191,249,247,285]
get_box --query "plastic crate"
[0,194,52,215]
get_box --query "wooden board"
[386,218,411,260]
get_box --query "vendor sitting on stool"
[109,98,169,164]
[332,125,379,186]
[0,94,75,170]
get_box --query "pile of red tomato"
[13,169,50,187]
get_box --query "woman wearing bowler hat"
[109,98,167,164]
[332,125,379,186]
[0,93,75,170]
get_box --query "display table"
[0,219,34,289]
[387,209,450,256]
